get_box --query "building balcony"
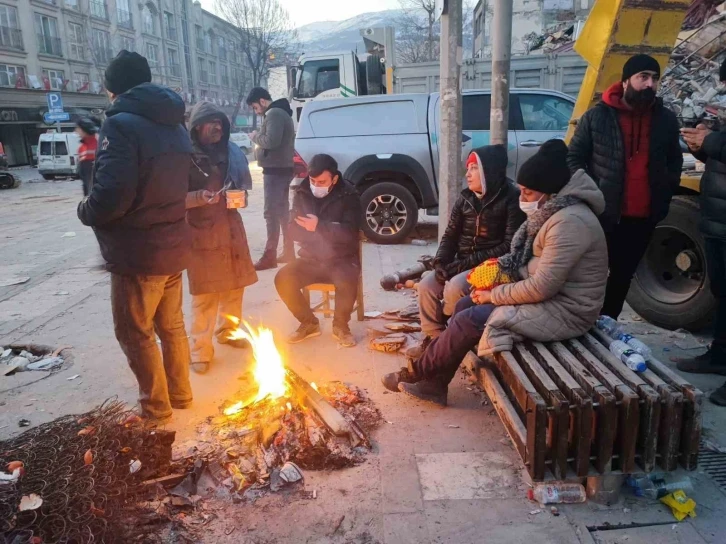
[0,26,24,51]
[117,10,133,30]
[37,35,63,57]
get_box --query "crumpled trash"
[672,329,704,351]
[279,461,303,484]
[26,357,64,371]
[660,490,697,521]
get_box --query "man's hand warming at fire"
[295,214,319,232]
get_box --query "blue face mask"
[311,185,330,199]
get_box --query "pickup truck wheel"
[627,196,716,331]
[0,173,18,189]
[361,183,418,244]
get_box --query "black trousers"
[706,238,726,348]
[274,257,360,329]
[262,172,293,256]
[601,217,656,319]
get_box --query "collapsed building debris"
[0,344,69,376]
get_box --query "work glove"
[434,265,449,285]
[444,261,464,278]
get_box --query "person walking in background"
[185,101,258,375]
[413,145,524,357]
[77,51,194,425]
[75,118,98,196]
[676,58,726,406]
[567,54,682,319]
[246,87,296,270]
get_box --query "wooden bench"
[464,329,703,482]
[302,237,365,322]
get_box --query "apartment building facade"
[0,0,255,166]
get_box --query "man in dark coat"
[274,154,361,348]
[78,51,193,425]
[567,54,683,319]
[677,59,726,406]
[246,87,296,270]
[417,145,524,345]
[186,101,258,375]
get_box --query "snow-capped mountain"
[295,10,403,53]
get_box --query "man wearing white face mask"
[274,154,362,347]
[382,140,609,406]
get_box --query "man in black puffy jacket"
[78,51,193,425]
[677,58,726,406]
[416,145,524,345]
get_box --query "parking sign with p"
[47,92,63,114]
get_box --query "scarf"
[497,194,582,281]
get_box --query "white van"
[229,132,252,154]
[37,132,81,180]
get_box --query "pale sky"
[200,0,401,28]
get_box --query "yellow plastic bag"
[660,490,697,522]
[467,258,513,291]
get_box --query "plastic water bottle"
[527,483,586,504]
[609,340,647,372]
[596,315,622,337]
[616,333,652,361]
[627,474,693,499]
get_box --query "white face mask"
[311,184,330,199]
[519,195,545,216]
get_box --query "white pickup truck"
[293,88,575,244]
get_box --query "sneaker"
[218,336,250,349]
[399,378,448,407]
[191,361,210,374]
[674,348,726,376]
[711,381,726,406]
[254,253,278,271]
[382,362,418,393]
[403,336,433,359]
[333,326,356,348]
[288,321,322,344]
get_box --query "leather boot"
[254,251,277,271]
[399,377,448,407]
[674,347,726,376]
[382,359,419,392]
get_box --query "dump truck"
[568,0,712,331]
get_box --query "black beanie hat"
[622,54,661,82]
[516,139,570,194]
[104,50,151,95]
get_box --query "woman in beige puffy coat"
[382,140,609,406]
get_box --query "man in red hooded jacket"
[567,54,682,319]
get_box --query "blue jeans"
[412,303,495,384]
[263,172,293,255]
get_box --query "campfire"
[176,320,382,500]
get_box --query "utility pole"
[490,0,512,145]
[437,0,463,240]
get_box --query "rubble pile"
[660,44,726,128]
[173,381,382,503]
[0,344,68,376]
[0,400,176,543]
[525,24,575,54]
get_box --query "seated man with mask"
[274,154,362,348]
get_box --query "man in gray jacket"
[246,87,296,270]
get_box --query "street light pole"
[490,0,512,146]
[438,0,463,241]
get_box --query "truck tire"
[366,55,383,95]
[41,174,55,181]
[0,173,19,189]
[360,182,418,244]
[627,196,716,331]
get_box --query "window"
[35,14,62,57]
[40,141,52,156]
[68,22,84,60]
[168,48,180,77]
[117,0,132,29]
[119,35,135,52]
[208,60,216,84]
[200,89,208,99]
[142,5,155,35]
[43,69,65,90]
[218,36,226,61]
[74,72,90,92]
[516,94,574,131]
[0,64,25,87]
[146,43,159,71]
[297,59,340,99]
[164,12,176,41]
[221,64,229,87]
[462,94,491,131]
[92,28,112,65]
[0,5,23,50]
[198,57,207,83]
[195,25,203,51]
[210,91,217,99]
[65,0,79,8]
[90,1,108,20]
[230,41,237,63]
[55,141,68,155]
[204,32,212,54]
